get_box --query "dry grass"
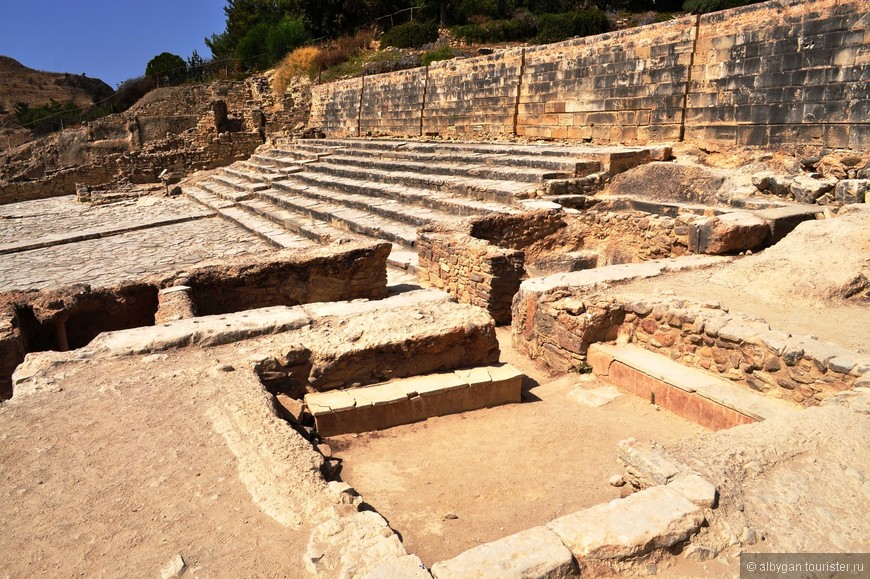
[272,46,320,95]
[311,30,375,78]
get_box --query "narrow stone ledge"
[431,526,579,579]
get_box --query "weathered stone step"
[588,343,798,430]
[259,147,323,162]
[211,174,268,195]
[305,364,523,436]
[305,161,534,203]
[332,146,600,175]
[277,171,517,216]
[192,182,246,205]
[312,138,408,152]
[222,165,283,184]
[266,181,464,227]
[237,197,418,271]
[324,153,569,184]
[184,187,313,250]
[252,188,419,248]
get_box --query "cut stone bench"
[305,364,523,436]
[588,343,798,430]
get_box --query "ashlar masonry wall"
[309,0,869,149]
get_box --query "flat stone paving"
[0,216,272,292]
[0,195,212,252]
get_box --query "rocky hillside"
[0,55,113,149]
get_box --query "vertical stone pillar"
[155,286,197,324]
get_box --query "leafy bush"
[421,45,456,66]
[266,18,309,63]
[452,14,537,44]
[379,21,438,49]
[535,8,609,44]
[682,0,765,13]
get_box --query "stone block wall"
[577,210,692,262]
[619,297,868,406]
[685,0,870,148]
[309,77,363,137]
[517,16,696,143]
[359,68,426,137]
[511,262,870,406]
[423,49,524,138]
[309,0,869,149]
[417,231,524,325]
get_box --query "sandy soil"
[329,328,705,567]
[0,346,315,578]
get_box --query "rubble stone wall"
[309,0,869,149]
[512,269,869,406]
[417,231,524,325]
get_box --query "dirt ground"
[0,345,318,578]
[329,328,705,567]
[621,205,870,351]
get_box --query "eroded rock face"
[689,213,769,255]
[606,162,726,204]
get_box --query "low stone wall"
[0,241,391,399]
[467,210,567,250]
[577,210,692,262]
[511,259,869,406]
[176,242,390,315]
[359,68,425,137]
[309,77,363,137]
[417,231,523,325]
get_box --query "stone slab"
[546,485,704,565]
[306,364,524,437]
[667,475,718,509]
[431,526,579,579]
[591,343,796,429]
[85,306,312,356]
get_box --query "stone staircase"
[184,139,655,272]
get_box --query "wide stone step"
[199,179,253,202]
[305,364,524,436]
[327,146,600,175]
[588,343,798,430]
[251,188,419,247]
[211,174,268,195]
[259,147,323,162]
[237,197,418,271]
[305,161,533,203]
[277,171,517,216]
[265,181,464,227]
[223,165,283,184]
[323,153,569,184]
[183,187,313,250]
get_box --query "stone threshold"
[588,342,798,430]
[305,364,523,437]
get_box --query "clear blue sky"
[0,0,228,88]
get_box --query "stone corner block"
[667,474,718,509]
[431,526,579,579]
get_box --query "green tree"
[145,52,187,85]
[187,50,206,82]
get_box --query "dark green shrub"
[421,45,456,66]
[145,52,187,84]
[380,21,438,49]
[534,8,609,44]
[266,18,309,63]
[451,13,537,44]
[682,0,764,14]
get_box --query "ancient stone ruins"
[1,0,868,576]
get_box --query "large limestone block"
[835,179,869,204]
[546,485,704,564]
[431,526,579,579]
[689,212,769,254]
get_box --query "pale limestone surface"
[431,526,579,579]
[0,215,271,292]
